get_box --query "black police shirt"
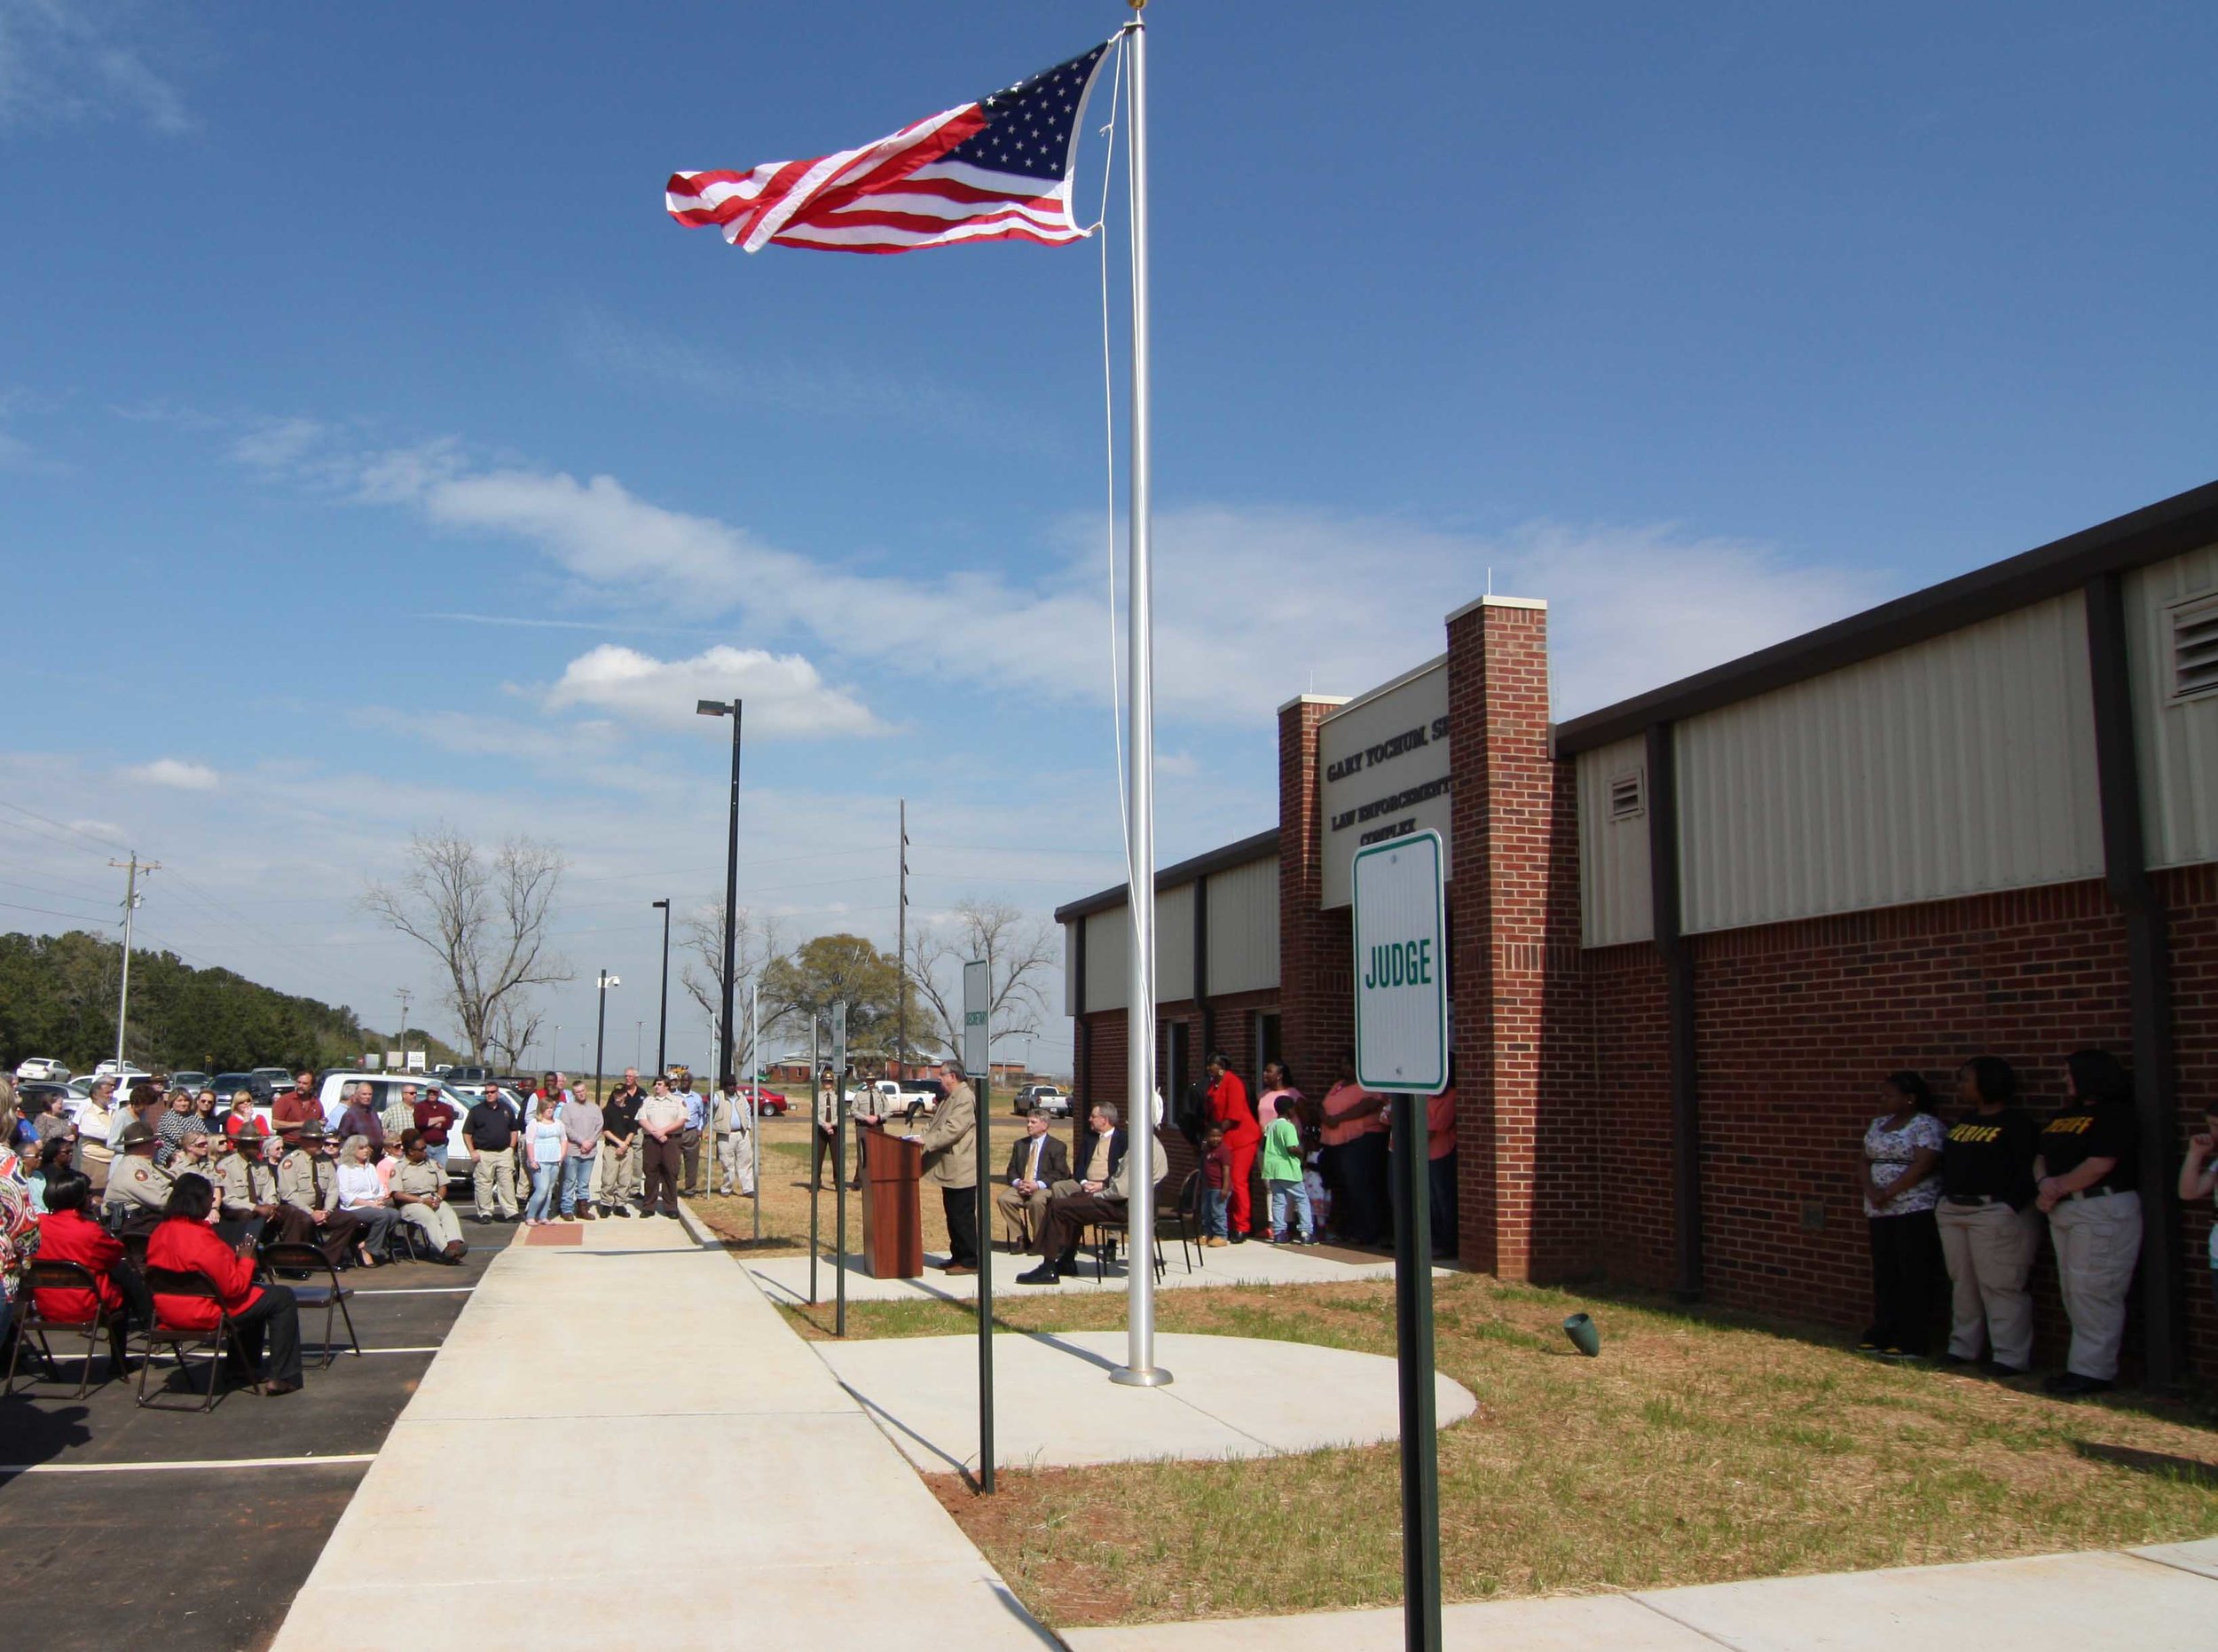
[2037,1098,2137,1193]
[603,1094,642,1143]
[1941,1108,2037,1208]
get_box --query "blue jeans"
[525,1161,559,1222]
[1270,1178,1312,1242]
[560,1153,596,1215]
[1202,1187,1228,1239]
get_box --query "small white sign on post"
[962,959,990,1075]
[1352,828,1449,1094]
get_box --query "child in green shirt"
[1262,1109,1313,1243]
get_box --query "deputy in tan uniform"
[389,1129,467,1263]
[216,1124,283,1254]
[277,1123,368,1268]
[100,1121,173,1237]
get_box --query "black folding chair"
[1166,1168,1202,1274]
[258,1240,360,1366]
[4,1260,125,1397]
[136,1268,246,1412]
[1086,1208,1167,1284]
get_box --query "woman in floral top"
[1860,1071,1946,1359]
[0,1141,40,1357]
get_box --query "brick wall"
[1278,697,1353,1104]
[1445,600,1589,1278]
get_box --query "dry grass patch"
[798,1273,2218,1628]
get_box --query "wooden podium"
[858,1125,924,1279]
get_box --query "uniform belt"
[1945,1194,2002,1207]
[2064,1185,2120,1203]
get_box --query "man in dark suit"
[995,1107,1072,1255]
[1017,1102,1165,1283]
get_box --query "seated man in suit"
[1016,1102,1167,1284]
[995,1107,1071,1255]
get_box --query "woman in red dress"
[146,1173,304,1395]
[1206,1052,1261,1243]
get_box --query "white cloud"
[232,425,1880,731]
[545,644,886,739]
[0,0,193,133]
[121,758,217,791]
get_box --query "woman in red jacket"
[31,1171,152,1373]
[1207,1052,1262,1242]
[146,1173,304,1395]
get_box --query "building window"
[2174,591,2218,702]
[1608,769,1646,821]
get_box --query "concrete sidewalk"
[1062,1541,2218,1650]
[271,1213,1053,1649]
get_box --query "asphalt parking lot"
[0,1219,522,1651]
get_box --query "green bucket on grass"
[1562,1312,1601,1357]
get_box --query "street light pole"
[696,699,744,1084]
[652,898,672,1080]
[594,970,620,1101]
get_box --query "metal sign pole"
[750,981,761,1244]
[834,1001,848,1339]
[808,1014,821,1306]
[1392,1090,1442,1652]
[963,959,995,1492]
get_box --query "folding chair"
[136,1268,246,1412]
[1165,1168,1202,1274]
[1086,1209,1166,1285]
[4,1260,125,1397]
[258,1240,361,1367]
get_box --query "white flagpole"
[1113,1,1168,1389]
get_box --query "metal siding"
[1063,922,1080,1016]
[1206,855,1280,996]
[1082,907,1129,1012]
[1678,593,2104,934]
[1156,883,1195,1003]
[2128,544,2218,869]
[1577,737,1655,947]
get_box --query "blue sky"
[4,1,2214,1073]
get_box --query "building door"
[1253,1011,1281,1090]
[1164,1019,1191,1117]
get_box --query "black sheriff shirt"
[1941,1108,2037,1208]
[603,1094,642,1144]
[2037,1098,2137,1194]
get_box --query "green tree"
[759,933,915,1056]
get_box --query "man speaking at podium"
[913,1058,979,1277]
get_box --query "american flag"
[666,43,1112,255]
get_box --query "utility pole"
[396,988,412,1065]
[109,854,158,1070]
[896,798,908,1078]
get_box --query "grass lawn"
[691,1111,1075,1257]
[775,1272,2218,1630]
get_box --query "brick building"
[1057,482,2218,1382]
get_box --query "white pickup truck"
[843,1077,945,1122]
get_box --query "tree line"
[0,929,382,1074]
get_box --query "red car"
[743,1088,789,1116]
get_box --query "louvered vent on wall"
[1608,770,1645,821]
[2175,592,2218,702]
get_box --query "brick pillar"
[1278,695,1350,1099]
[1446,596,1577,1280]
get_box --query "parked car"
[748,1087,789,1117]
[444,1066,492,1086]
[13,1057,69,1082]
[16,1081,74,1120]
[1011,1082,1073,1118]
[212,1071,278,1104]
[250,1066,296,1093]
[169,1070,216,1095]
[844,1076,945,1122]
[313,1071,484,1189]
[92,1061,153,1085]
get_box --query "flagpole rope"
[1095,31,1138,903]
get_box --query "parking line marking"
[0,1454,378,1475]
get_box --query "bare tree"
[677,897,788,1078]
[362,829,572,1066]
[905,899,1057,1065]
[484,995,544,1072]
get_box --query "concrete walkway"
[745,1238,1430,1307]
[271,1213,1053,1650]
[1062,1541,2218,1650]
[818,1329,1476,1475]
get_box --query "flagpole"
[1111,1,1168,1390]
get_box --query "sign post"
[963,958,995,1493]
[833,1000,848,1339]
[1352,828,1447,1652]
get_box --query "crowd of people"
[1860,1046,2186,1397]
[0,1062,767,1398]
